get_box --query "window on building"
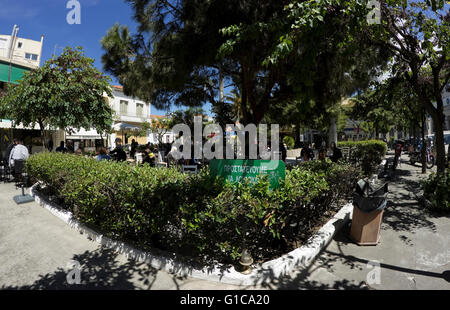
[25,53,39,61]
[136,103,144,117]
[17,42,22,49]
[0,38,7,49]
[120,100,128,114]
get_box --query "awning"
[0,61,30,84]
[66,128,103,140]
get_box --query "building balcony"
[113,112,150,124]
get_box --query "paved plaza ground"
[0,154,449,290]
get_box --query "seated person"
[300,143,314,161]
[329,142,342,163]
[55,141,68,153]
[96,147,111,161]
[110,142,127,161]
[318,148,327,161]
[75,147,84,156]
[142,148,156,166]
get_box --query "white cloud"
[0,0,40,19]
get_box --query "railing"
[113,112,150,122]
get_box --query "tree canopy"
[0,46,114,146]
[101,0,390,127]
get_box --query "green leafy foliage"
[283,136,295,150]
[26,152,360,264]
[338,140,387,176]
[421,170,450,213]
[0,46,113,146]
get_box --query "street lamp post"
[8,25,19,83]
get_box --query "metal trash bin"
[350,180,388,245]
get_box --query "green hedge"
[421,170,450,213]
[338,140,387,176]
[26,153,360,264]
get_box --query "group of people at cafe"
[53,138,158,166]
[299,141,343,163]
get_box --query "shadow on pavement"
[0,246,187,290]
[321,250,450,283]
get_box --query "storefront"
[0,124,61,160]
[65,129,106,153]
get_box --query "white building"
[0,25,44,85]
[108,85,152,148]
[65,85,153,151]
[426,83,450,135]
[0,26,49,158]
[148,115,175,145]
[443,84,450,131]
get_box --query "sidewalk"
[263,155,450,290]
[0,156,449,289]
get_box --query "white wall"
[109,88,151,123]
[0,34,43,68]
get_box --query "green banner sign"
[210,159,285,189]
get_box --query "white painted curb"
[30,183,353,286]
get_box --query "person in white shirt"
[9,140,29,168]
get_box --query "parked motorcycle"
[409,148,435,169]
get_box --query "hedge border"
[30,182,353,286]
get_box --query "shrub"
[283,136,295,150]
[338,140,387,176]
[26,153,360,264]
[421,170,450,213]
[299,160,362,200]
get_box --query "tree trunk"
[421,110,426,174]
[294,123,301,148]
[433,116,446,174]
[39,121,47,152]
[424,98,446,174]
[328,117,337,147]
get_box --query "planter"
[30,182,353,286]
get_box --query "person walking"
[393,141,403,171]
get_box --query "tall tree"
[101,0,389,129]
[371,0,449,173]
[278,0,449,172]
[0,47,114,148]
[101,1,295,125]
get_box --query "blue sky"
[0,0,211,115]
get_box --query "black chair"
[13,159,27,186]
[0,160,6,181]
[0,160,12,183]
